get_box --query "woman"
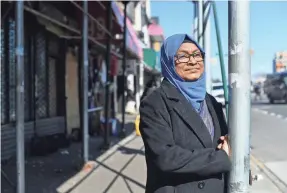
[139,34,231,193]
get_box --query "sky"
[150,1,287,80]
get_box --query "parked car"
[211,82,226,106]
[266,72,287,104]
[263,73,277,95]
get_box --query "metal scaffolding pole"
[228,1,251,193]
[198,0,203,47]
[193,1,198,41]
[82,0,89,162]
[212,2,228,116]
[103,1,113,149]
[119,2,128,138]
[15,1,25,193]
[203,0,212,93]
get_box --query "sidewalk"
[57,134,146,193]
[250,156,282,193]
[1,114,137,193]
[57,133,281,193]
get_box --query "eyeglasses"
[175,52,204,63]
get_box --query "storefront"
[1,3,67,161]
[1,1,144,162]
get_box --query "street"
[55,100,287,193]
[251,101,287,192]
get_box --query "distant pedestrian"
[140,34,231,193]
[254,83,262,101]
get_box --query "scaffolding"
[6,1,135,192]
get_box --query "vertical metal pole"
[198,0,203,47]
[228,1,251,193]
[139,61,144,98]
[82,0,89,162]
[193,1,198,41]
[135,64,140,112]
[203,1,212,93]
[113,76,118,114]
[103,1,112,149]
[15,1,25,193]
[120,2,128,138]
[212,2,228,116]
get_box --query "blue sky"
[151,1,287,80]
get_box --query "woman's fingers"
[219,136,225,141]
[217,143,223,149]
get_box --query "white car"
[211,83,226,106]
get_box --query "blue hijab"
[161,34,206,112]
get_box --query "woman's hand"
[217,135,231,157]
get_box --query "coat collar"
[161,79,221,148]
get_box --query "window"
[212,85,224,90]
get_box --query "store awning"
[143,48,158,71]
[148,23,164,36]
[111,2,143,59]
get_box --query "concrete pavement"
[57,134,146,193]
[250,157,281,193]
[57,131,282,193]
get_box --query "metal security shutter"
[24,35,30,121]
[1,26,7,124]
[8,18,16,122]
[35,31,47,118]
[48,57,57,117]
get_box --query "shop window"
[89,55,105,110]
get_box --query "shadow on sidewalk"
[117,146,145,156]
[100,147,146,193]
[1,116,136,193]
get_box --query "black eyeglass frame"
[175,52,205,63]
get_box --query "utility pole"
[228,1,251,193]
[82,0,89,162]
[120,2,128,138]
[193,1,198,41]
[203,0,212,93]
[16,1,25,193]
[198,0,203,47]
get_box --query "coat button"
[198,181,205,189]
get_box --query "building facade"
[1,1,143,161]
[273,51,287,73]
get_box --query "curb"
[57,131,137,193]
[250,154,287,193]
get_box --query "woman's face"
[174,42,204,81]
